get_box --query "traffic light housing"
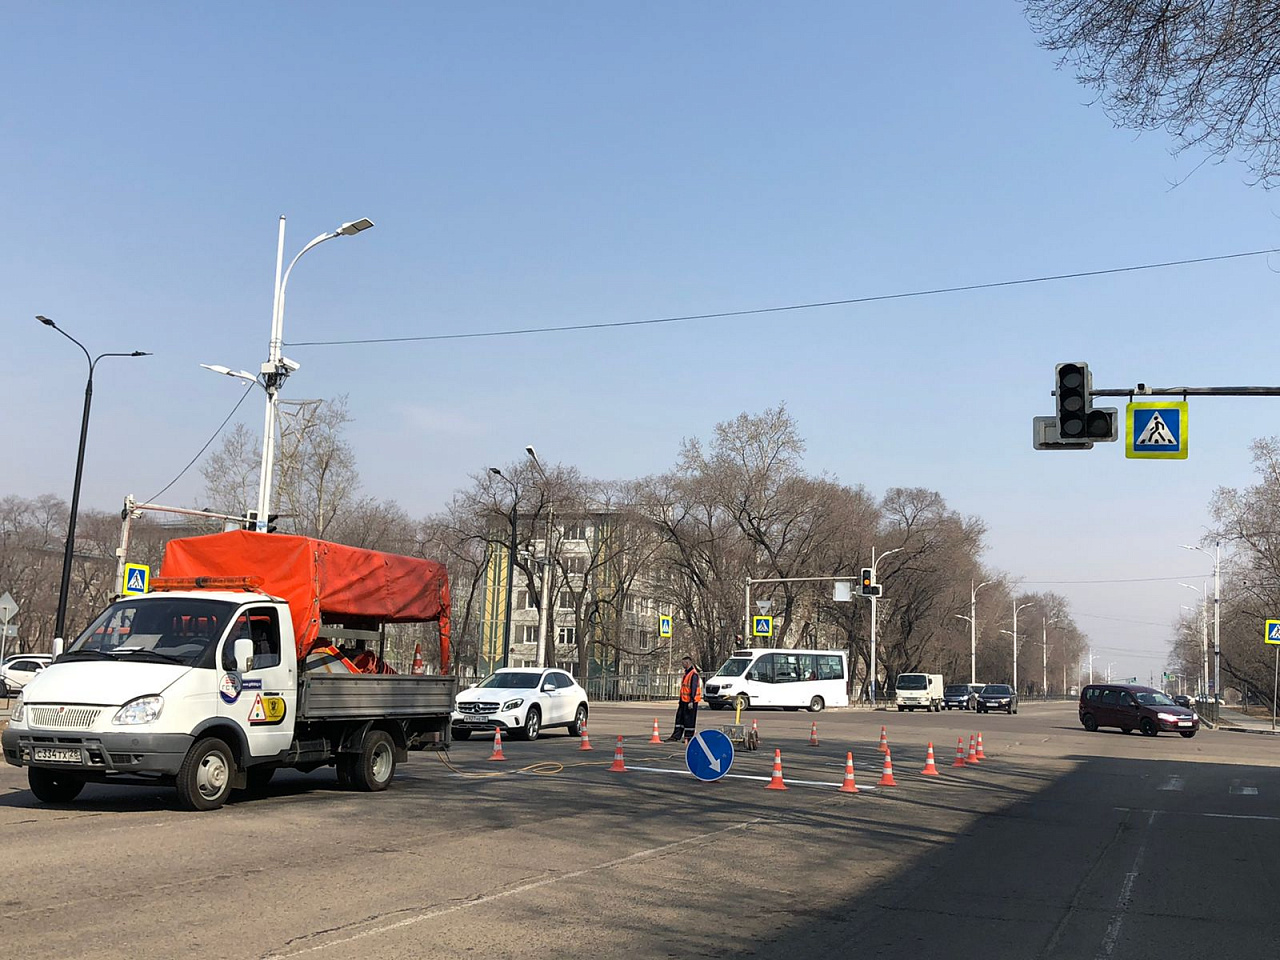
[265,514,280,533]
[242,510,258,531]
[1035,362,1117,449]
[1055,363,1090,440]
[858,568,881,597]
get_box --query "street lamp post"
[1010,601,1034,693]
[253,216,373,530]
[1182,542,1221,700]
[867,545,904,705]
[957,580,995,685]
[1181,582,1210,697]
[525,446,554,669]
[37,316,150,641]
[489,468,519,670]
[1042,616,1062,698]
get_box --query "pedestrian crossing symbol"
[659,615,672,638]
[1126,401,1188,460]
[122,562,150,596]
[1265,619,1280,645]
[752,615,773,638]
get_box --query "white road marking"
[1204,813,1280,821]
[263,818,764,958]
[1095,810,1156,960]
[1157,777,1184,791]
[1229,780,1258,796]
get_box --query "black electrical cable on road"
[288,247,1280,348]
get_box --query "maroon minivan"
[1079,684,1199,738]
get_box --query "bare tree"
[1026,1,1280,184]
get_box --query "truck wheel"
[567,704,588,737]
[176,737,235,811]
[28,768,85,803]
[352,729,396,791]
[521,707,542,741]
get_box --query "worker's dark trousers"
[670,701,699,741]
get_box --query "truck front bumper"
[2,728,193,777]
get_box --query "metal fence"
[584,673,683,702]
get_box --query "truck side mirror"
[234,637,254,673]
[52,637,65,658]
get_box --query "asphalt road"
[2,702,1277,959]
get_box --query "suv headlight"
[502,698,524,712]
[1156,712,1181,722]
[10,693,23,723]
[113,695,164,725]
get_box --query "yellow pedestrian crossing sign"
[659,615,672,638]
[752,615,773,638]
[122,563,150,596]
[1265,620,1280,645]
[1126,402,1188,459]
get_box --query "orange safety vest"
[680,667,702,704]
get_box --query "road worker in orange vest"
[666,654,702,742]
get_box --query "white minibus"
[704,648,849,712]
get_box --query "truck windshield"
[63,597,238,669]
[715,658,752,677]
[897,675,927,690]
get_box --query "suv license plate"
[33,746,82,763]
[1177,721,1192,726]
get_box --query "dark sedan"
[976,683,1018,714]
[943,684,973,710]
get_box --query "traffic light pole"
[114,495,246,593]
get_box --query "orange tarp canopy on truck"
[159,531,451,671]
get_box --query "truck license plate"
[33,746,82,764]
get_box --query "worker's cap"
[681,654,694,662]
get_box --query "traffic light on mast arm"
[859,567,881,598]
[265,513,279,534]
[1054,362,1117,443]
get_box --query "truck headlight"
[113,695,164,725]
[10,693,23,723]
[502,698,524,712]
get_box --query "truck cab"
[895,673,944,712]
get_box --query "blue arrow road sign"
[685,729,734,782]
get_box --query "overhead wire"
[142,381,257,504]
[288,247,1280,348]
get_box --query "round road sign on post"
[685,729,734,782]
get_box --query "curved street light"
[1181,542,1221,700]
[867,545,904,705]
[254,216,374,530]
[37,316,150,640]
[525,446,555,669]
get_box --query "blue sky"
[5,4,1274,683]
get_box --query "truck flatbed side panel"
[159,531,451,668]
[298,674,458,720]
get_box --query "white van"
[895,673,944,711]
[704,648,849,713]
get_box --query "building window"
[625,596,637,613]
[564,555,587,575]
[520,625,538,644]
[514,589,531,610]
[641,634,651,651]
[557,626,576,646]
[562,522,586,541]
[558,590,575,610]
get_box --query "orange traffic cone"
[952,736,968,767]
[922,742,940,776]
[649,718,662,744]
[608,736,627,772]
[751,719,760,740]
[976,732,987,760]
[809,721,820,746]
[838,752,859,793]
[967,734,979,765]
[877,725,889,753]
[579,725,593,751]
[488,727,507,762]
[765,749,788,790]
[878,748,898,787]
[410,643,425,675]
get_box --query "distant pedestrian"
[666,655,702,742]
